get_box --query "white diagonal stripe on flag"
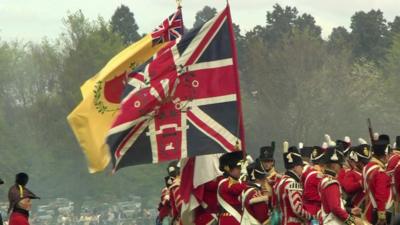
[186,58,233,73]
[192,16,228,64]
[108,116,148,136]
[182,94,237,109]
[114,120,150,168]
[187,106,240,152]
[174,10,224,67]
[122,78,147,104]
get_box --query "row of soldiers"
[157,134,400,225]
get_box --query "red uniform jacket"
[169,177,182,223]
[275,172,312,225]
[267,168,280,187]
[9,211,30,225]
[269,168,282,209]
[387,152,400,197]
[158,187,171,221]
[194,176,223,225]
[338,168,365,208]
[387,152,400,172]
[362,157,393,223]
[217,177,247,225]
[319,175,351,223]
[241,184,269,225]
[301,165,322,215]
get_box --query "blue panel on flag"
[197,20,232,63]
[198,101,239,138]
[114,128,153,168]
[186,121,226,157]
[177,26,202,56]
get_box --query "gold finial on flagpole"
[176,0,182,8]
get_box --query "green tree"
[350,10,389,62]
[295,13,321,37]
[389,16,400,34]
[264,4,321,45]
[328,26,352,54]
[193,6,217,28]
[111,4,140,45]
[265,4,298,43]
[382,33,400,131]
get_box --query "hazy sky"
[0,0,399,42]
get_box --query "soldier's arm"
[324,183,351,221]
[247,190,269,223]
[248,190,269,205]
[287,183,312,220]
[341,172,362,194]
[230,182,247,195]
[373,171,390,220]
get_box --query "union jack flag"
[151,9,183,46]
[107,6,245,171]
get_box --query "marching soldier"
[259,142,282,225]
[241,159,270,225]
[259,142,280,187]
[275,142,313,225]
[157,176,173,225]
[336,136,352,168]
[217,151,247,225]
[336,137,353,197]
[363,134,393,224]
[318,144,364,225]
[8,173,40,225]
[167,161,183,225]
[387,136,400,214]
[299,144,323,216]
[323,135,351,183]
[342,139,370,210]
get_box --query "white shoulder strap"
[363,165,379,208]
[240,187,262,225]
[241,207,261,225]
[217,178,242,223]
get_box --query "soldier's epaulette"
[316,172,324,179]
[320,177,339,189]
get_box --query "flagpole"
[225,4,246,157]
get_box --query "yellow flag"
[67,34,169,173]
